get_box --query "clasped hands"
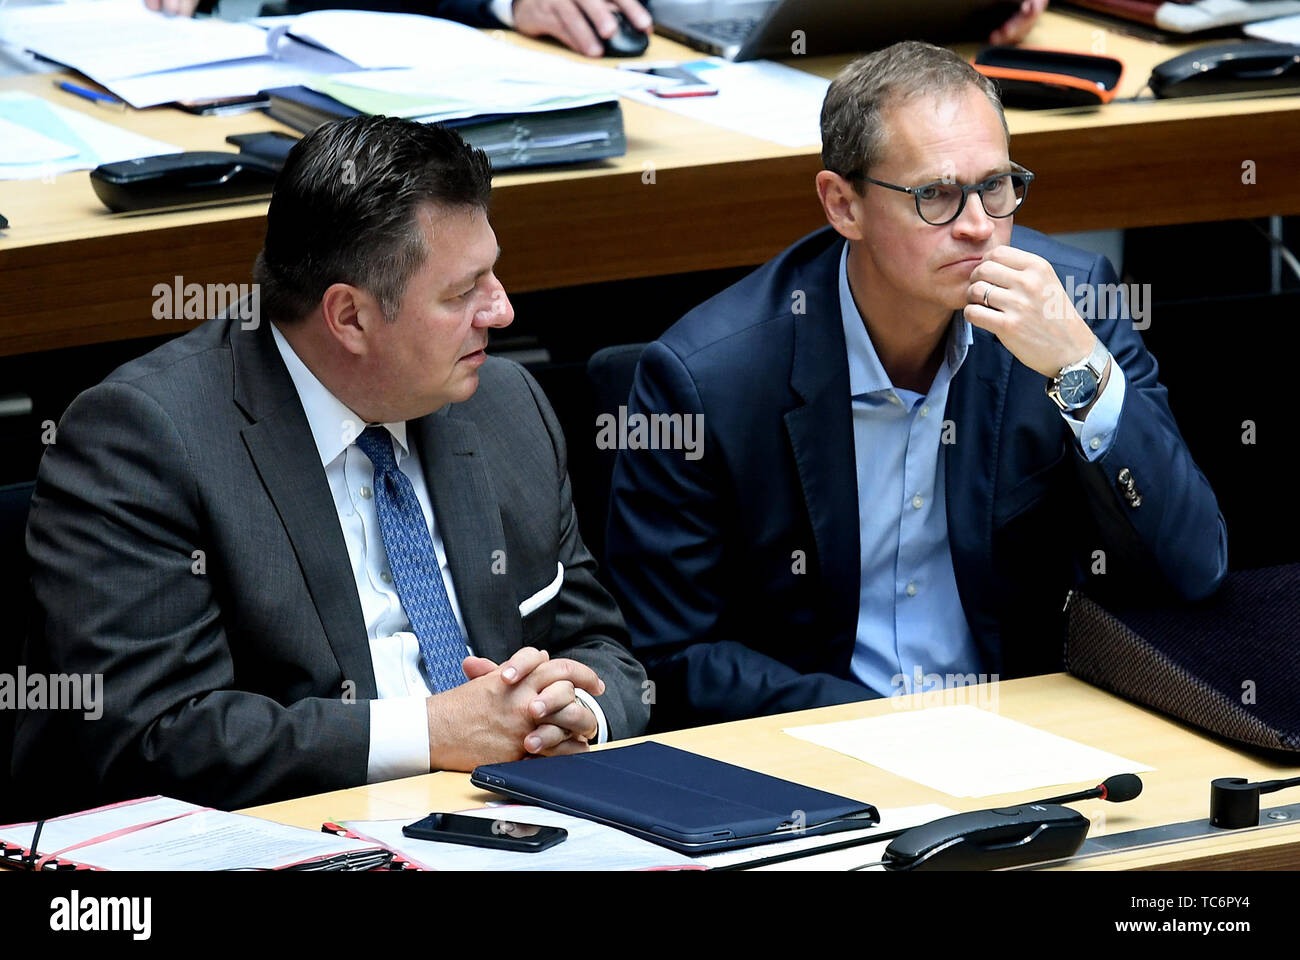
[426,646,604,771]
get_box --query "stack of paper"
[310,72,618,124]
[1,4,829,161]
[278,9,651,90]
[108,35,359,110]
[0,0,361,107]
[0,0,271,80]
[0,4,649,108]
[0,796,391,870]
[0,0,272,106]
[287,10,656,164]
[252,12,656,170]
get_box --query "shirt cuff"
[366,695,431,783]
[573,688,609,744]
[488,0,515,26]
[1062,359,1127,462]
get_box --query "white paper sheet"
[1245,13,1300,42]
[56,809,385,870]
[696,803,956,870]
[0,0,69,80]
[344,805,701,870]
[106,37,359,108]
[0,0,270,80]
[784,705,1153,798]
[0,90,179,179]
[620,57,829,147]
[0,796,204,854]
[0,114,78,163]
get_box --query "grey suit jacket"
[14,313,648,814]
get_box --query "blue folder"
[470,741,879,854]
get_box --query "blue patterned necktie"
[354,425,468,693]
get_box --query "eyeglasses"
[847,161,1035,225]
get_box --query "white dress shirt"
[270,324,605,784]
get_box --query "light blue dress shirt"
[836,241,1126,697]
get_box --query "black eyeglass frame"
[846,161,1036,225]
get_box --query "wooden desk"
[1,11,1298,356]
[240,673,1300,870]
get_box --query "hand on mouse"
[511,0,652,58]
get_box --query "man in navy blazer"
[605,41,1227,731]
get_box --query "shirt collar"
[837,239,973,399]
[270,322,409,467]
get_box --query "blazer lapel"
[410,410,519,664]
[231,319,377,699]
[944,326,1012,673]
[783,243,861,666]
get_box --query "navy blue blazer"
[605,225,1228,731]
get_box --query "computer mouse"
[1149,41,1300,98]
[601,11,650,57]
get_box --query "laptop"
[653,0,1021,61]
[470,741,880,854]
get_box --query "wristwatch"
[1045,337,1110,413]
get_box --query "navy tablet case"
[470,741,879,853]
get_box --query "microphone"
[1034,773,1144,807]
[1211,774,1300,829]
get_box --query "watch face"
[1058,369,1097,408]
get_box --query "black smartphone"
[401,813,567,853]
[225,131,300,167]
[620,63,717,98]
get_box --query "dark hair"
[821,41,1008,187]
[254,116,493,323]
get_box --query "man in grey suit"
[14,117,649,815]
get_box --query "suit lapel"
[944,326,1012,673]
[410,410,519,664]
[231,319,377,699]
[783,241,861,664]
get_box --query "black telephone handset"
[881,803,1090,871]
[90,151,280,213]
[1150,41,1300,98]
